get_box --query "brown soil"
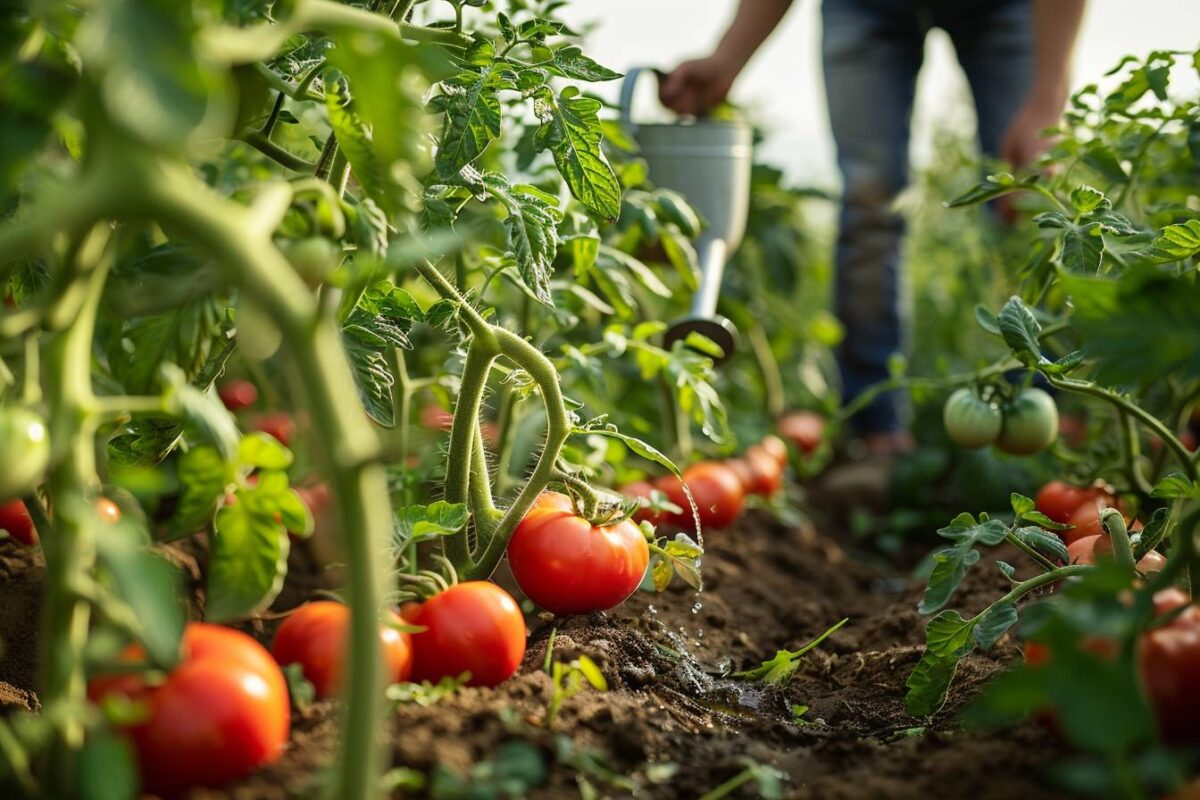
[0,507,1070,800]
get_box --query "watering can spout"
[621,67,752,367]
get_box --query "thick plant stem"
[466,328,570,580]
[40,257,108,792]
[148,166,390,800]
[444,340,498,570]
[1100,509,1137,574]
[1046,374,1197,480]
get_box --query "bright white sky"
[562,0,1200,188]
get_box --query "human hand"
[999,89,1067,169]
[997,89,1067,222]
[658,55,739,116]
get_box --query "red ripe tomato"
[621,480,665,525]
[507,492,649,616]
[742,445,783,497]
[218,380,258,412]
[407,582,526,687]
[658,462,746,532]
[723,458,754,492]
[419,404,454,432]
[271,601,412,698]
[0,499,36,546]
[252,412,295,447]
[95,497,121,525]
[759,435,788,466]
[1140,594,1200,743]
[90,623,289,796]
[531,490,574,513]
[1066,535,1165,573]
[1036,481,1110,525]
[777,411,824,454]
[1065,497,1126,545]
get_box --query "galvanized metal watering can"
[618,67,753,365]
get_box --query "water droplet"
[691,602,703,614]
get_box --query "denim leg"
[939,0,1035,157]
[822,0,924,435]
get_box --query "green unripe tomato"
[996,388,1059,455]
[282,237,341,288]
[0,407,50,499]
[943,388,1002,448]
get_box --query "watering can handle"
[618,66,660,133]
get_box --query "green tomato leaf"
[535,90,621,221]
[342,324,397,427]
[1152,473,1200,500]
[547,46,622,82]
[945,172,1039,207]
[919,514,1009,614]
[996,295,1043,366]
[170,445,229,539]
[395,501,469,543]
[207,486,290,622]
[78,727,139,800]
[1013,526,1070,562]
[237,432,293,471]
[576,427,679,477]
[905,610,976,717]
[1010,493,1035,516]
[972,601,1018,650]
[1059,270,1200,384]
[435,70,502,177]
[94,517,186,669]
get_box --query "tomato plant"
[508,492,649,615]
[407,582,527,688]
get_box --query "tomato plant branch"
[40,254,109,789]
[1119,408,1156,497]
[146,165,391,800]
[465,327,571,580]
[239,131,316,173]
[1101,509,1137,574]
[1044,373,1197,480]
[199,0,470,64]
[1004,530,1058,573]
[841,358,1022,421]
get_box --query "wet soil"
[0,505,1070,799]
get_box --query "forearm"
[714,0,795,71]
[1027,0,1085,107]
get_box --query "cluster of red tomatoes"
[1035,480,1163,573]
[1026,588,1200,746]
[618,433,792,536]
[89,581,528,796]
[0,496,122,547]
[1029,481,1200,744]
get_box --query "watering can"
[618,67,753,365]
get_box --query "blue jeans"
[823,0,1034,435]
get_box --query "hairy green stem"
[465,328,571,579]
[444,340,498,569]
[1100,509,1138,573]
[240,131,315,173]
[1046,374,1197,480]
[1004,529,1058,573]
[40,253,109,792]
